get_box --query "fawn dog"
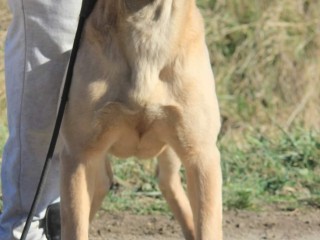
[60,0,222,239]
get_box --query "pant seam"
[18,0,27,215]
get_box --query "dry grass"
[201,0,320,139]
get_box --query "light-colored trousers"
[0,0,81,239]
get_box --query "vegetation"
[0,0,9,158]
[202,0,320,210]
[0,0,319,214]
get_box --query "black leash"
[20,1,97,239]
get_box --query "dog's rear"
[60,1,222,239]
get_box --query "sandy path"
[89,209,320,240]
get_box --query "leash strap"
[20,0,97,239]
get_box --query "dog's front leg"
[183,146,223,240]
[60,149,95,240]
[171,132,222,240]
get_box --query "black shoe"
[44,202,61,240]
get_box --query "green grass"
[0,0,320,214]
[101,158,170,215]
[221,128,320,210]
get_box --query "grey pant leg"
[0,0,80,239]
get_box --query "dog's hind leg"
[157,148,195,240]
[89,156,113,221]
[60,149,106,240]
[178,145,223,240]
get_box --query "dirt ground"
[89,209,320,240]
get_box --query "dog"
[60,0,222,239]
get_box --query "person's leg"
[0,0,80,239]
